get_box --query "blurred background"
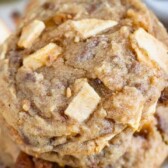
[0,0,168,29]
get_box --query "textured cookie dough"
[0,19,10,45]
[0,118,19,168]
[0,0,168,168]
[14,113,168,168]
[14,88,168,168]
[110,88,168,168]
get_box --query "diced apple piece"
[71,19,118,39]
[65,80,101,122]
[18,20,45,49]
[131,28,168,73]
[23,43,62,70]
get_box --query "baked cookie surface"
[0,0,168,167]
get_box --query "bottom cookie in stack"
[110,119,168,168]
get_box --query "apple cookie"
[0,0,168,167]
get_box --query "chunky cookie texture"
[15,152,54,168]
[0,0,168,168]
[18,20,46,49]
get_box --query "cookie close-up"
[0,0,168,168]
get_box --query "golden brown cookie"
[0,0,168,167]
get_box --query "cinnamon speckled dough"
[0,0,168,168]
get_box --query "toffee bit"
[22,100,31,111]
[66,87,72,98]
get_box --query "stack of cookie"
[0,0,168,168]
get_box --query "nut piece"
[65,79,101,122]
[18,20,45,49]
[131,28,168,72]
[23,43,62,70]
[71,19,118,39]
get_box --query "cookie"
[0,19,10,44]
[14,90,168,168]
[0,0,168,167]
[111,88,168,168]
[15,152,54,168]
[14,116,168,168]
[0,118,19,167]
